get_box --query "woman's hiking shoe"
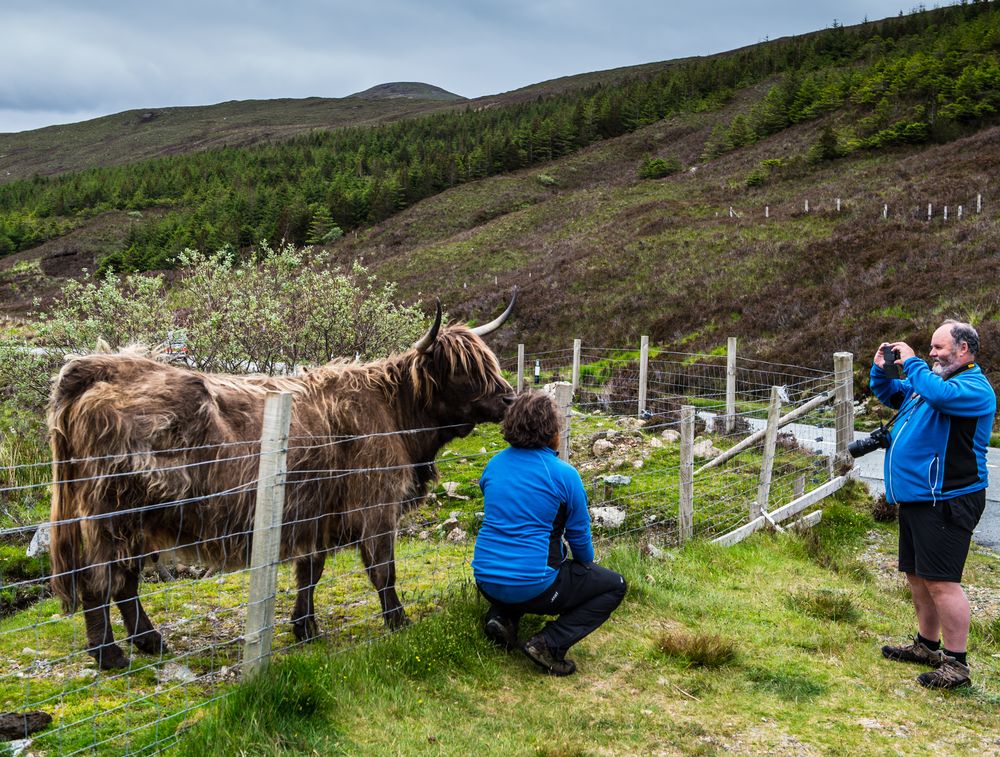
[483,616,518,651]
[881,636,949,667]
[522,635,576,676]
[917,658,971,689]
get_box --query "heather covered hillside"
[1,2,1000,384]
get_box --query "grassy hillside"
[0,95,462,183]
[1,3,999,388]
[175,493,1000,756]
[339,102,1000,381]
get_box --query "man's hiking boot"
[522,635,576,676]
[917,658,971,689]
[881,636,950,667]
[483,615,518,651]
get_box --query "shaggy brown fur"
[48,323,513,669]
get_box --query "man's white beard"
[932,360,957,376]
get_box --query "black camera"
[882,345,901,379]
[848,425,891,458]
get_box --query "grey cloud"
[2,1,907,132]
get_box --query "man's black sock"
[944,649,967,665]
[917,633,940,651]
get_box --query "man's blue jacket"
[870,358,996,504]
[472,446,594,603]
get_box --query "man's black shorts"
[898,490,987,582]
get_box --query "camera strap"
[881,394,924,434]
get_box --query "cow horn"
[412,300,443,352]
[470,287,518,337]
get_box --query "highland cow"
[48,295,516,669]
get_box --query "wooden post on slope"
[834,352,855,473]
[753,385,782,520]
[243,391,293,678]
[638,335,649,418]
[725,337,737,434]
[550,382,573,462]
[572,338,582,396]
[679,405,695,542]
[517,344,525,392]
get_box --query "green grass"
[1,409,994,754]
[175,498,1000,755]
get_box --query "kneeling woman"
[472,390,627,676]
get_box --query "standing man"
[472,390,627,676]
[872,320,996,689]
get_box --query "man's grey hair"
[942,319,980,356]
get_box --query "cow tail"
[49,429,82,614]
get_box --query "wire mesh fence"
[0,340,850,754]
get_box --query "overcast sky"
[1,1,917,134]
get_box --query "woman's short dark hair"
[501,390,560,449]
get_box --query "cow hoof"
[89,644,130,670]
[130,630,168,655]
[292,617,320,643]
[385,608,411,631]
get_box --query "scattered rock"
[648,437,664,448]
[418,530,430,540]
[440,517,460,530]
[593,439,615,457]
[156,662,197,685]
[26,525,50,557]
[642,542,666,559]
[601,474,632,486]
[446,527,467,542]
[632,459,644,469]
[441,482,469,500]
[0,711,51,740]
[616,417,643,431]
[660,430,680,443]
[692,438,723,459]
[590,506,627,528]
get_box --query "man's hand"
[889,341,916,363]
[873,343,889,369]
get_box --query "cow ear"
[412,300,442,352]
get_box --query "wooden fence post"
[753,385,782,520]
[725,337,737,434]
[679,405,694,542]
[834,352,855,472]
[517,344,525,392]
[243,391,293,678]
[549,382,573,462]
[638,335,649,418]
[572,338,581,396]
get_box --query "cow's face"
[445,373,516,433]
[425,330,515,436]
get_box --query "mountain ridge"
[2,3,999,386]
[347,82,465,101]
